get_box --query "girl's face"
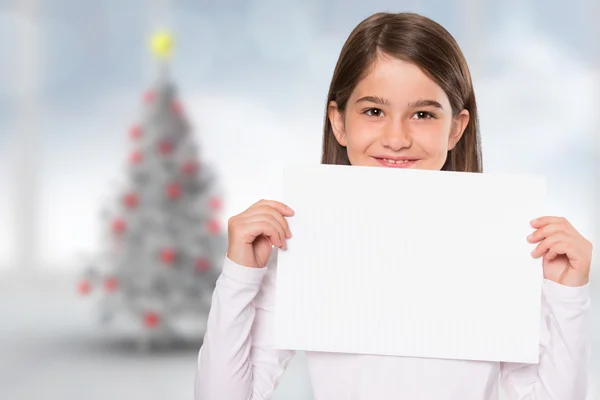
[329,53,469,170]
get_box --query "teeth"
[383,158,411,164]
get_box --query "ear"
[328,101,347,147]
[448,109,470,150]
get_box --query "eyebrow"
[407,99,444,110]
[356,96,444,110]
[356,96,390,105]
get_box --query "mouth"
[373,157,418,168]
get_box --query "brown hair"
[321,12,482,172]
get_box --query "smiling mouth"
[373,157,418,168]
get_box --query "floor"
[0,270,313,400]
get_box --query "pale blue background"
[0,0,598,399]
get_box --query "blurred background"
[1,0,598,399]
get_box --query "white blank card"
[274,164,546,364]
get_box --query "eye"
[412,111,435,120]
[364,108,384,117]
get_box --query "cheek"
[345,117,381,149]
[415,122,452,154]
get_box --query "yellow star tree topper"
[151,30,174,58]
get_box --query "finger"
[244,205,292,238]
[530,216,569,229]
[527,222,572,244]
[265,207,292,238]
[241,220,286,249]
[244,214,288,247]
[241,214,287,247]
[531,233,571,258]
[545,241,570,260]
[252,199,295,216]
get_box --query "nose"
[381,121,412,151]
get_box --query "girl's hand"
[226,199,294,268]
[528,216,593,287]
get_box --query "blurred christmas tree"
[77,31,226,348]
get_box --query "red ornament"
[143,90,156,103]
[112,218,126,234]
[207,218,220,234]
[209,196,222,210]
[181,160,198,176]
[160,248,176,265]
[166,183,181,199]
[171,100,183,114]
[129,151,143,164]
[123,193,139,209]
[104,277,118,293]
[158,140,173,155]
[143,312,160,328]
[77,280,92,296]
[195,257,211,273]
[129,125,142,140]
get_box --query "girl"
[195,12,592,399]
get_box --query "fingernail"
[527,234,533,241]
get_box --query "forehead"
[351,54,449,105]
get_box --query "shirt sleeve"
[500,278,591,399]
[194,248,296,400]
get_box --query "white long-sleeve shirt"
[195,248,591,400]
